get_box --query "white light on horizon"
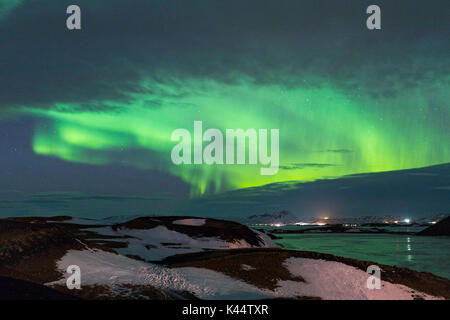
[404,218,411,224]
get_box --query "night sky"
[0,0,449,218]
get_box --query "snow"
[241,264,256,271]
[47,249,442,300]
[48,217,443,300]
[177,267,270,299]
[47,248,272,299]
[252,230,278,248]
[47,248,199,295]
[275,257,442,300]
[86,225,275,261]
[172,219,206,226]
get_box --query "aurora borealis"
[25,76,450,196]
[0,0,449,217]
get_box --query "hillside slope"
[418,216,450,236]
[0,216,448,300]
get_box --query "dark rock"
[418,216,450,236]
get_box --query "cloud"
[0,0,449,111]
[29,193,169,201]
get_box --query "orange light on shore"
[323,217,329,220]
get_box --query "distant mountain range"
[313,214,448,226]
[240,211,299,225]
[232,212,448,226]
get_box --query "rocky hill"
[418,216,450,236]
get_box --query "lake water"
[270,232,450,279]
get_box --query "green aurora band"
[22,74,450,196]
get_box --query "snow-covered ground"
[47,248,271,299]
[47,248,443,300]
[275,258,441,300]
[86,225,277,261]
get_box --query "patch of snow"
[47,249,272,299]
[241,264,256,271]
[47,249,443,300]
[87,225,261,261]
[252,229,279,248]
[275,257,442,300]
[172,219,206,226]
[176,267,270,299]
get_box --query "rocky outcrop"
[418,216,450,236]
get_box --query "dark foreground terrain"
[0,216,449,300]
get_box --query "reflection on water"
[406,237,412,262]
[274,233,450,279]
